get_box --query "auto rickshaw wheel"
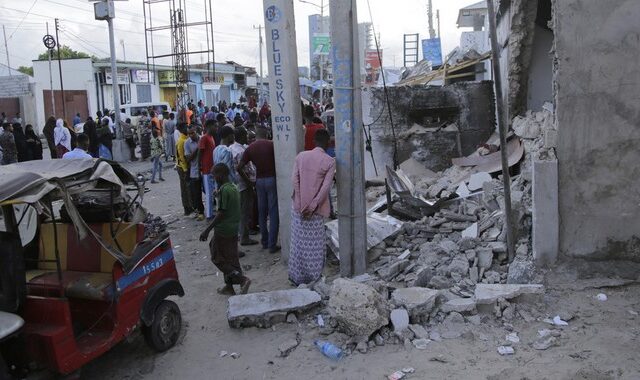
[142,300,182,352]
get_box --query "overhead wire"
[365,0,399,170]
[8,0,39,40]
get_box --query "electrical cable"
[8,0,39,40]
[365,0,399,170]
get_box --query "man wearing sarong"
[288,129,335,286]
[199,119,217,219]
[200,163,251,296]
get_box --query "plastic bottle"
[314,340,344,360]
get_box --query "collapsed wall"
[363,82,496,171]
[553,0,640,261]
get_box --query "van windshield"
[128,105,169,116]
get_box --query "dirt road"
[81,162,640,380]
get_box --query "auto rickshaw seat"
[25,222,143,301]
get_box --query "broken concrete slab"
[391,308,410,332]
[408,324,429,340]
[227,289,322,328]
[391,287,439,321]
[441,298,477,313]
[468,172,493,191]
[329,279,390,339]
[462,222,478,239]
[474,284,544,305]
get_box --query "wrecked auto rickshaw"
[0,159,184,377]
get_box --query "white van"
[120,102,173,126]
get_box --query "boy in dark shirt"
[200,163,251,295]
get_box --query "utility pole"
[486,0,515,261]
[427,0,436,39]
[263,0,304,261]
[2,26,11,76]
[331,0,367,277]
[120,39,126,61]
[46,22,55,116]
[253,24,264,103]
[54,19,67,123]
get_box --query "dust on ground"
[80,161,640,380]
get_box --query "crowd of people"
[171,99,337,296]
[0,97,338,297]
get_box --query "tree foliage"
[37,45,92,60]
[17,66,34,76]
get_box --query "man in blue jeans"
[237,127,280,253]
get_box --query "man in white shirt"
[63,133,93,159]
[54,118,72,157]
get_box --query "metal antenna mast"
[143,0,215,118]
[427,0,436,39]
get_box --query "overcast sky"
[0,0,480,73]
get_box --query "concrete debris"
[533,336,557,350]
[227,289,322,328]
[408,324,429,340]
[390,309,410,332]
[474,284,544,305]
[328,279,390,339]
[412,338,431,350]
[441,298,477,313]
[497,346,515,355]
[391,287,438,321]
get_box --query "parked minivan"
[120,102,172,126]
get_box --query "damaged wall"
[554,0,640,260]
[363,82,496,172]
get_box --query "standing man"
[288,129,335,285]
[199,119,217,219]
[185,126,205,221]
[175,123,193,216]
[164,112,177,162]
[229,126,258,246]
[199,163,251,296]
[54,118,72,158]
[122,117,137,161]
[0,123,17,165]
[238,127,280,253]
[62,133,93,159]
[213,126,238,184]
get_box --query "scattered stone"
[408,324,429,340]
[356,341,368,354]
[391,308,410,332]
[286,313,298,324]
[328,279,390,339]
[474,284,544,305]
[466,315,481,325]
[505,332,520,344]
[448,257,470,276]
[391,287,438,321]
[476,248,493,270]
[469,267,479,283]
[428,275,452,289]
[227,289,322,328]
[429,330,442,342]
[441,298,477,313]
[230,352,241,359]
[468,172,493,191]
[412,338,431,350]
[533,336,557,350]
[278,338,300,357]
[507,255,536,284]
[374,333,385,346]
[497,346,515,355]
[219,350,228,358]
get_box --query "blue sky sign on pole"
[422,37,443,66]
[263,0,304,261]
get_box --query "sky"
[0,0,481,74]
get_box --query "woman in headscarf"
[12,123,28,162]
[54,118,72,157]
[24,124,43,160]
[43,116,57,159]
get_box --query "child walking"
[200,163,251,295]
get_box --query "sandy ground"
[77,160,640,380]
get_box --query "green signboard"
[312,34,331,56]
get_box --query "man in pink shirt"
[288,129,335,286]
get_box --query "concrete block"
[532,159,558,266]
[390,308,409,332]
[441,298,477,313]
[227,289,321,328]
[391,287,438,321]
[474,284,544,305]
